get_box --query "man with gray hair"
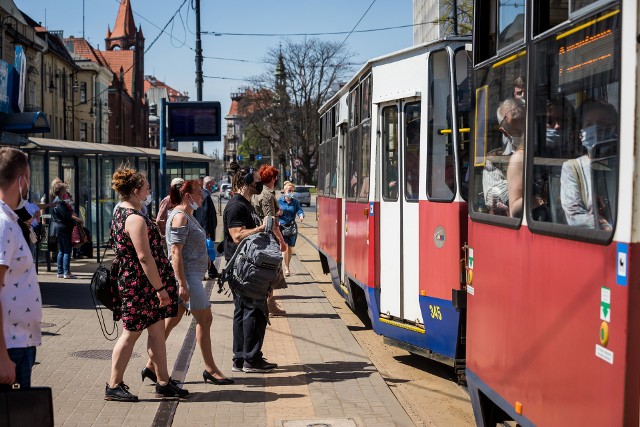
[194,176,218,279]
[0,148,42,389]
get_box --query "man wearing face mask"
[223,162,278,373]
[483,98,526,217]
[0,148,42,389]
[561,100,617,230]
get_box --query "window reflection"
[382,106,399,201]
[405,103,421,201]
[498,0,525,49]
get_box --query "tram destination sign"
[167,101,222,142]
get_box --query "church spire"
[106,0,138,50]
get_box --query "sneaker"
[105,382,138,402]
[63,274,77,279]
[231,359,244,372]
[56,274,64,278]
[155,379,189,399]
[242,358,278,373]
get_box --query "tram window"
[405,102,421,202]
[498,0,525,50]
[534,0,568,35]
[471,51,527,220]
[427,50,455,201]
[346,127,360,201]
[359,119,371,201]
[349,87,360,128]
[456,49,473,201]
[317,142,325,197]
[330,135,338,197]
[361,76,371,120]
[528,8,620,238]
[381,105,399,202]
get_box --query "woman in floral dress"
[105,167,188,402]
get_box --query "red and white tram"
[317,38,473,382]
[465,0,638,425]
[318,0,640,425]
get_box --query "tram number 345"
[429,305,443,320]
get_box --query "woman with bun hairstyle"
[142,179,233,385]
[106,167,188,402]
[278,181,304,276]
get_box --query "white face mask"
[284,192,293,200]
[17,176,29,210]
[141,193,153,206]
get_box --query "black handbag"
[0,384,54,427]
[281,221,298,237]
[89,246,118,340]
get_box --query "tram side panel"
[419,200,468,360]
[343,201,370,289]
[317,195,343,292]
[466,226,628,426]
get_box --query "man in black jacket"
[194,176,218,279]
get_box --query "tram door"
[379,99,423,323]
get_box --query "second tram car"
[317,38,473,382]
[319,0,640,425]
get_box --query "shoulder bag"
[0,383,54,426]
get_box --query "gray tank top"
[166,209,208,275]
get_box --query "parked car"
[220,183,232,199]
[292,185,313,207]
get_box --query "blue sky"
[16,0,413,155]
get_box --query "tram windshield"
[529,8,620,232]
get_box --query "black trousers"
[232,293,267,364]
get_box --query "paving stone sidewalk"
[32,245,414,426]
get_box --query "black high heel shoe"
[203,370,234,385]
[141,367,157,383]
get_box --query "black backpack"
[89,246,118,340]
[218,216,285,300]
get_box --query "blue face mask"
[580,125,616,151]
[546,128,561,149]
[284,193,293,200]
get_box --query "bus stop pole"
[160,97,167,199]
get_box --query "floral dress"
[110,207,178,331]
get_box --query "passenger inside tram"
[560,99,617,230]
[482,98,525,217]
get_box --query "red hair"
[259,164,279,183]
[169,179,200,205]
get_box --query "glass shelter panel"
[29,155,45,204]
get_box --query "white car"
[292,185,313,207]
[219,183,232,199]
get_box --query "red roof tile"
[144,76,188,101]
[110,0,137,40]
[64,37,106,67]
[101,50,135,93]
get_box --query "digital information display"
[167,101,222,142]
[558,28,614,86]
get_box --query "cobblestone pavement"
[32,229,415,426]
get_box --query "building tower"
[104,0,146,146]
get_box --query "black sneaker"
[231,359,244,372]
[105,382,139,402]
[242,358,278,373]
[155,379,189,399]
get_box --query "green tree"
[238,38,354,185]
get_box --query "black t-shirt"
[223,194,261,260]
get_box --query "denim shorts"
[183,271,210,311]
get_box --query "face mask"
[580,125,616,151]
[188,194,199,210]
[284,192,293,200]
[254,181,264,194]
[546,128,561,149]
[17,176,29,210]
[141,193,153,206]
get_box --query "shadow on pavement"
[240,361,376,387]
[281,313,340,320]
[393,353,457,382]
[180,390,305,403]
[40,280,95,310]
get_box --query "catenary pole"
[195,0,204,154]
[160,97,167,200]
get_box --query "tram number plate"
[429,305,442,320]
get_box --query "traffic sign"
[237,154,243,161]
[294,158,302,167]
[256,154,263,160]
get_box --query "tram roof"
[320,36,471,113]
[24,137,212,162]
